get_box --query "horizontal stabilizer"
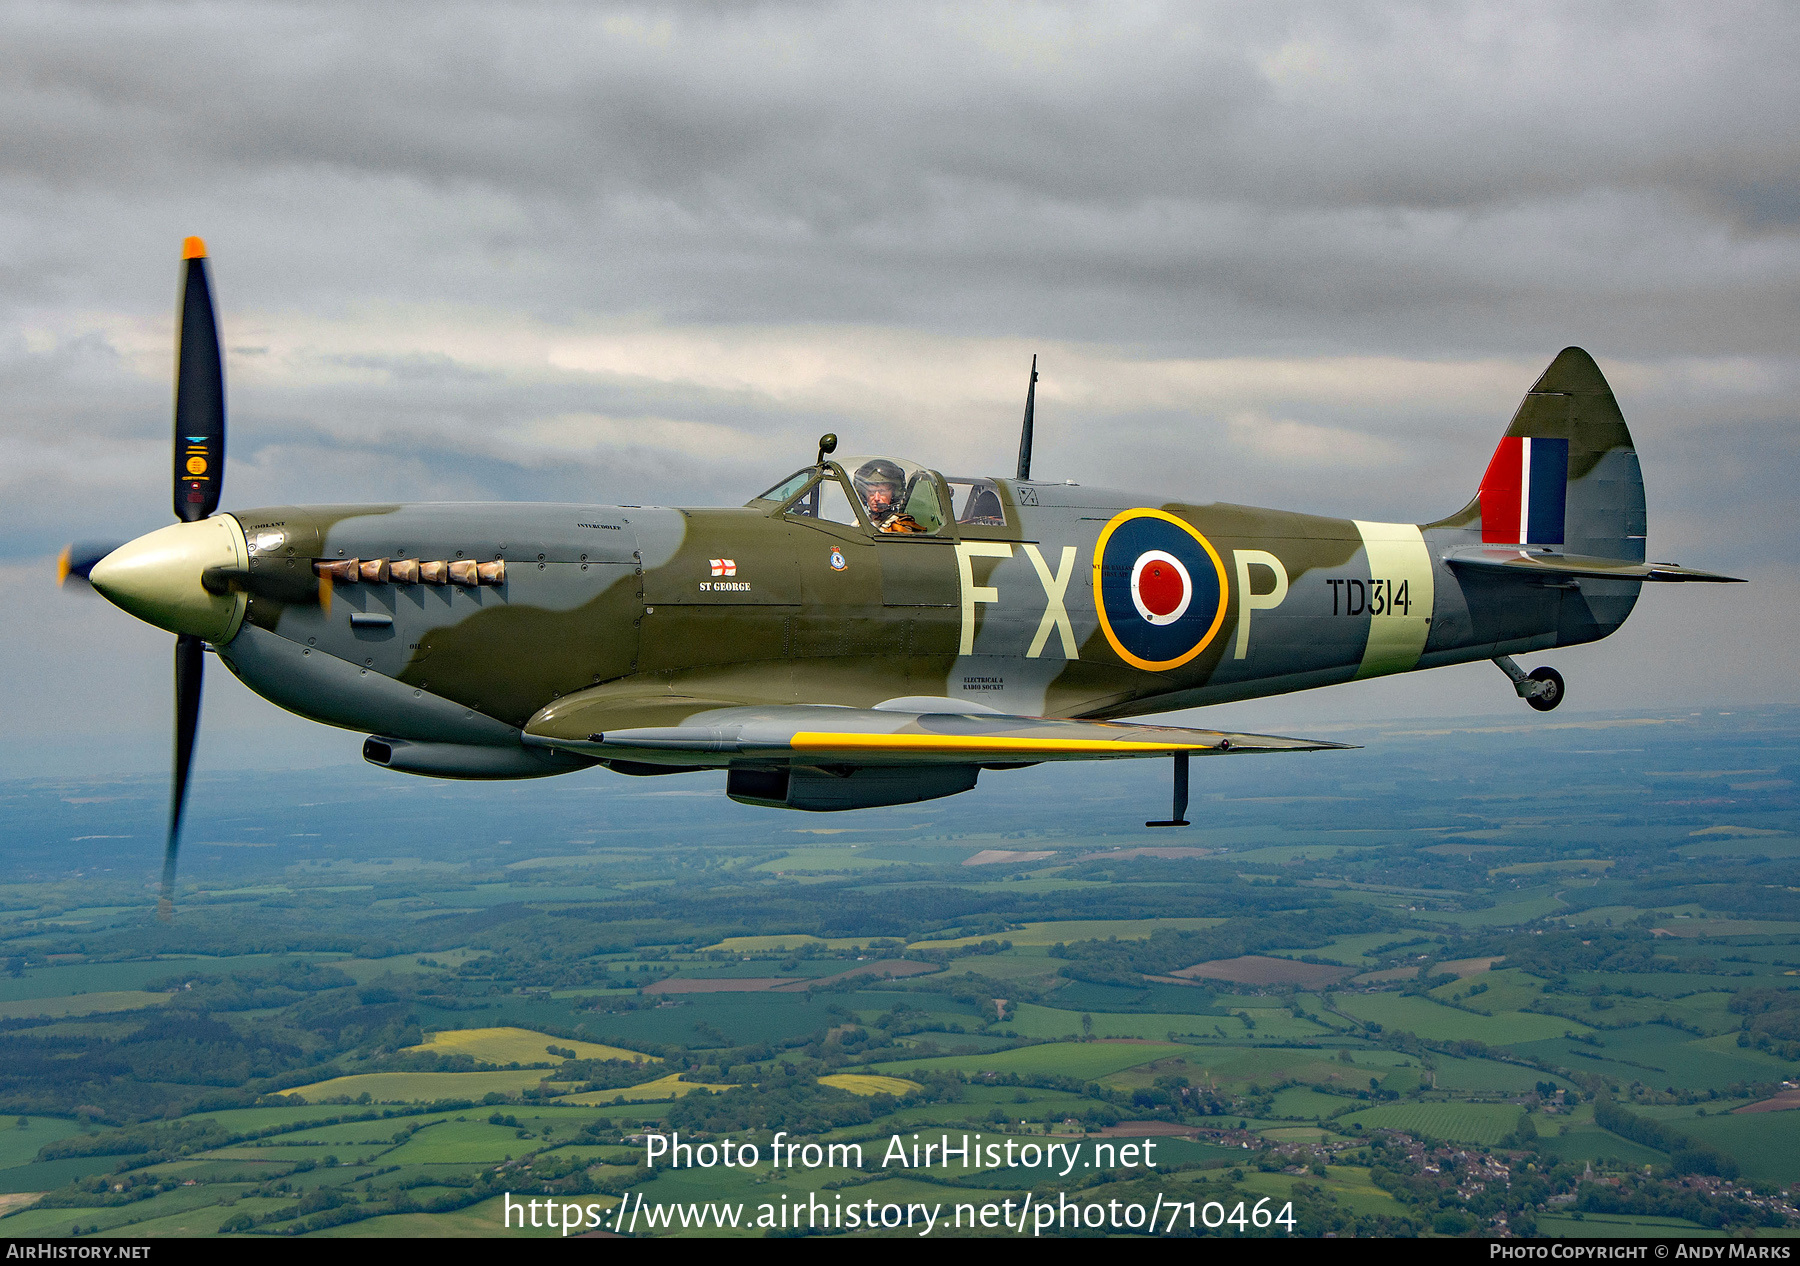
[1444,547,1744,584]
[527,703,1355,768]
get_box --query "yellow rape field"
[414,1026,654,1065]
[553,1073,738,1104]
[819,1074,920,1097]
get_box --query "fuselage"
[168,469,1636,752]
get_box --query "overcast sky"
[5,0,1796,775]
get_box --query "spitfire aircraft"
[63,241,1742,914]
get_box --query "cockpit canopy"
[752,457,1007,533]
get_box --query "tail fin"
[1433,347,1645,562]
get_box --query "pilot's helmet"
[853,459,906,507]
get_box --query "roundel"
[1093,508,1228,671]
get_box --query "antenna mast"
[1015,354,1038,480]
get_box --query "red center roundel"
[1138,561,1182,615]
[1129,550,1193,626]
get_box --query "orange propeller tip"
[56,545,72,587]
[182,236,208,260]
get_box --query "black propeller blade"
[159,238,227,918]
[163,632,205,920]
[58,238,228,919]
[174,237,225,523]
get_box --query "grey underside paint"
[219,622,523,745]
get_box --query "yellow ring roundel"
[1092,508,1229,671]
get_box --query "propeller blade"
[162,632,204,920]
[57,541,124,592]
[174,237,225,524]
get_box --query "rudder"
[1435,347,1646,562]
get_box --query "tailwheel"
[1526,666,1564,712]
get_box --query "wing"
[526,701,1353,769]
[1444,546,1744,584]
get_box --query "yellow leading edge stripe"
[789,732,1212,754]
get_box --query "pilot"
[853,459,925,533]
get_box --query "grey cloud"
[1,0,1795,755]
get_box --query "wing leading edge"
[525,703,1354,768]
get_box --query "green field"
[1235,1165,1407,1219]
[559,993,848,1049]
[1677,1111,1800,1186]
[1534,1211,1729,1238]
[287,1069,576,1104]
[1103,1046,1421,1095]
[1429,968,1545,1012]
[1528,1116,1669,1169]
[309,1193,579,1239]
[1263,932,1416,967]
[1224,844,1376,863]
[915,919,1225,950]
[381,1120,540,1164]
[1006,1004,1244,1041]
[0,991,167,1019]
[1680,839,1800,860]
[3,710,1799,1239]
[1562,971,1773,996]
[1426,891,1570,928]
[872,1041,1181,1082]
[1237,1009,1347,1039]
[236,1118,427,1146]
[1042,980,1223,1014]
[173,1105,417,1134]
[752,846,913,872]
[1333,992,1583,1044]
[1337,1102,1524,1144]
[1266,1086,1359,1120]
[0,1118,86,1169]
[1490,859,1615,876]
[325,953,471,983]
[0,1188,289,1238]
[1429,1056,1569,1094]
[1657,920,1800,939]
[703,935,897,952]
[0,961,223,1001]
[1508,1026,1797,1090]
[0,1154,138,1194]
